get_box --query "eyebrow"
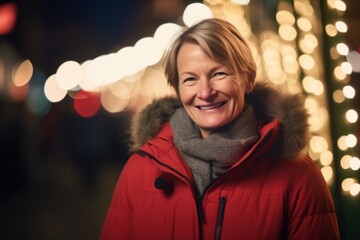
[179,65,228,77]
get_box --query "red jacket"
[100,84,339,239]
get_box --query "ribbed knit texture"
[170,104,260,195]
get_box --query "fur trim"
[129,96,182,152]
[246,82,310,158]
[129,82,309,158]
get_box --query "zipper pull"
[196,194,204,222]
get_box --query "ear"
[246,80,255,93]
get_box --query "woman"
[100,18,340,239]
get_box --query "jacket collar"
[130,82,309,159]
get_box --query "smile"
[197,102,226,110]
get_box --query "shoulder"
[272,156,327,191]
[253,155,329,199]
[279,156,336,214]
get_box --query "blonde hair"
[164,18,257,94]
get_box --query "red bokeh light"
[73,90,101,118]
[0,2,17,35]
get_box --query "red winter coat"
[100,83,340,240]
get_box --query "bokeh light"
[11,59,33,87]
[345,109,358,123]
[44,74,67,103]
[73,90,101,118]
[183,3,213,27]
[0,2,17,35]
[56,60,82,90]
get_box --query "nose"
[197,78,215,99]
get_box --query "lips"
[197,102,226,110]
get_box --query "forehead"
[177,43,222,67]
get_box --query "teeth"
[199,102,223,110]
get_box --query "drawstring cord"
[215,197,227,240]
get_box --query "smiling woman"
[100,18,340,240]
[164,17,258,139]
[176,42,248,138]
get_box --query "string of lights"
[322,0,360,198]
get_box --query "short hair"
[164,18,257,95]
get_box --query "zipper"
[215,197,227,240]
[136,149,204,239]
[201,129,274,239]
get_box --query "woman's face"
[177,42,248,138]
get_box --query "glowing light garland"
[323,0,359,197]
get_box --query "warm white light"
[12,59,33,87]
[345,109,358,123]
[297,17,312,32]
[85,54,117,86]
[294,1,314,17]
[299,54,315,70]
[231,0,250,5]
[276,11,295,25]
[350,183,360,196]
[334,66,347,80]
[44,74,67,102]
[279,24,297,41]
[320,151,333,166]
[304,97,318,114]
[299,34,318,54]
[56,61,82,90]
[109,81,131,100]
[337,135,348,151]
[325,24,337,37]
[342,178,355,191]
[334,0,346,11]
[302,77,324,96]
[343,85,356,99]
[335,21,348,33]
[340,155,352,169]
[345,134,357,148]
[183,3,213,27]
[135,37,164,67]
[115,47,145,78]
[312,80,324,96]
[336,43,349,56]
[341,61,352,74]
[78,60,99,91]
[101,88,129,113]
[350,157,360,171]
[310,136,328,153]
[327,0,336,9]
[320,166,333,182]
[154,23,182,51]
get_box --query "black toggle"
[154,175,173,195]
[154,177,167,190]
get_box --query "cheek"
[179,88,191,105]
[230,79,246,99]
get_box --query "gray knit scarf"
[170,104,260,196]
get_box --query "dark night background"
[0,0,359,239]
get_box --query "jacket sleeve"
[100,159,134,240]
[287,157,340,240]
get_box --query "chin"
[198,121,228,130]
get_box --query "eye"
[181,76,197,85]
[212,71,229,80]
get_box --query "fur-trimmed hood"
[130,82,310,158]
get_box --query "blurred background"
[0,0,359,239]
